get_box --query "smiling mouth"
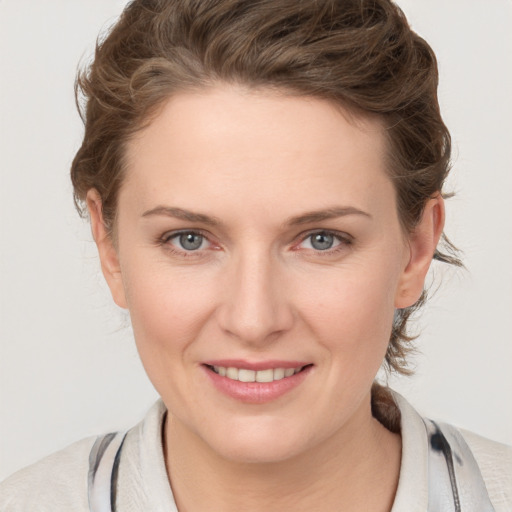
[205,364,311,383]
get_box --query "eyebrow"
[141,205,371,227]
[285,207,372,226]
[141,206,222,226]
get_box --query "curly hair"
[71,0,462,374]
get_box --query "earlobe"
[86,189,128,309]
[395,195,445,309]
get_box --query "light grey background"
[1,0,511,480]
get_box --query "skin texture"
[88,86,444,511]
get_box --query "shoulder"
[0,401,166,512]
[460,428,512,511]
[386,387,512,511]
[0,435,96,512]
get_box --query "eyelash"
[158,229,352,258]
[159,229,214,258]
[294,230,352,257]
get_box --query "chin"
[213,439,304,465]
[200,419,312,464]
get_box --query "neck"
[163,392,401,512]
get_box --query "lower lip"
[202,365,312,404]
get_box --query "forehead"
[122,86,392,219]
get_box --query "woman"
[1,0,510,510]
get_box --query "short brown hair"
[71,0,461,374]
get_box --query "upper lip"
[202,359,311,371]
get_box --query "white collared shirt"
[1,391,511,511]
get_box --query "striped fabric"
[423,419,495,511]
[87,420,495,511]
[88,432,126,512]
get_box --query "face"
[90,86,441,464]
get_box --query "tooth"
[256,369,274,383]
[219,365,305,382]
[238,369,256,382]
[273,368,285,380]
[226,367,239,380]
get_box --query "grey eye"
[178,232,204,250]
[309,232,335,250]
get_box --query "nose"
[216,250,294,346]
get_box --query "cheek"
[121,262,217,362]
[121,264,223,405]
[295,262,399,358]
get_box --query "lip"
[201,361,313,404]
[203,359,309,371]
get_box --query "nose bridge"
[218,245,292,344]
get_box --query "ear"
[395,195,445,309]
[86,189,128,309]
